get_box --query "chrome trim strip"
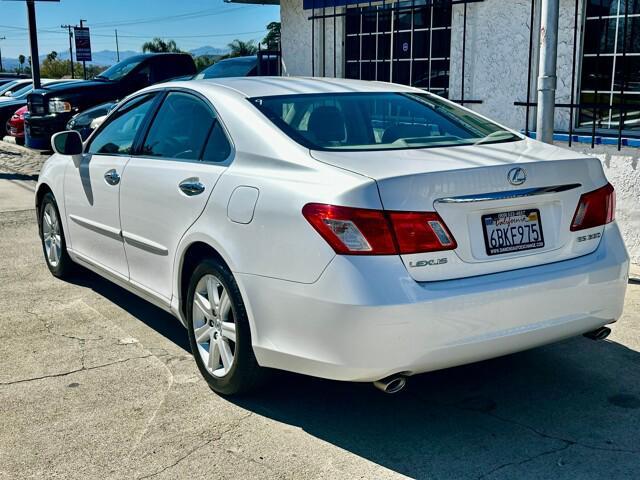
[435,184,582,204]
[69,214,121,240]
[122,231,169,256]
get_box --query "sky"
[0,0,281,58]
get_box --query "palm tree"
[18,54,25,73]
[227,39,258,58]
[262,22,281,50]
[141,38,181,53]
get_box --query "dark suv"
[25,52,196,148]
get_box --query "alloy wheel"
[42,203,62,268]
[192,273,237,377]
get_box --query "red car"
[6,105,27,145]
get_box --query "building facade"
[273,0,640,263]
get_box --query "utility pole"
[61,24,74,78]
[0,36,5,72]
[115,29,120,62]
[536,0,560,144]
[26,0,41,89]
[80,19,87,79]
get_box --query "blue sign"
[74,27,92,62]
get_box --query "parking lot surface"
[1,147,639,479]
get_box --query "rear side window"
[142,92,213,160]
[250,92,520,151]
[141,91,231,162]
[87,94,155,155]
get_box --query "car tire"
[39,192,74,278]
[186,258,266,395]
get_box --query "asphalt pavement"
[1,171,639,480]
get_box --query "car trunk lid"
[310,139,609,281]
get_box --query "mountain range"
[1,46,229,71]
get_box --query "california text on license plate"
[482,209,544,256]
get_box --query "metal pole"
[26,0,41,89]
[115,29,120,62]
[535,0,559,144]
[0,37,5,72]
[62,25,75,78]
[80,19,87,80]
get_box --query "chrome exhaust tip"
[584,326,612,341]
[373,375,407,394]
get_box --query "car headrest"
[307,106,346,144]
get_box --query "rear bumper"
[240,223,629,382]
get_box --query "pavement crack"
[476,442,572,479]
[0,355,154,386]
[135,412,254,480]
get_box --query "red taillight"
[570,183,615,231]
[302,203,457,255]
[388,211,457,254]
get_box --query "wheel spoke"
[220,321,236,343]
[194,323,212,344]
[194,292,212,319]
[48,241,57,263]
[206,277,220,314]
[218,337,233,370]
[208,335,220,370]
[218,289,231,320]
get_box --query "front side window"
[142,92,215,160]
[87,95,155,155]
[579,0,640,131]
[95,56,145,82]
[251,92,519,151]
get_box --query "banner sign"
[74,27,92,62]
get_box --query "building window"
[344,0,452,97]
[579,0,640,132]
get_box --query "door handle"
[179,178,205,196]
[104,169,120,186]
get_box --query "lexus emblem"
[507,167,527,186]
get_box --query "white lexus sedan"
[36,78,629,395]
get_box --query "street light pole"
[536,0,560,144]
[26,0,41,89]
[61,24,74,78]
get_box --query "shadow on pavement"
[67,268,190,352]
[230,336,640,478]
[0,172,38,182]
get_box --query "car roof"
[186,76,422,98]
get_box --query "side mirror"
[51,131,83,164]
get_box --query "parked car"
[0,80,79,135]
[195,54,280,79]
[25,53,197,149]
[66,101,117,140]
[36,78,629,396]
[6,105,27,145]
[0,79,33,98]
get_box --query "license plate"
[482,209,544,256]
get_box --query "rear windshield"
[250,92,520,151]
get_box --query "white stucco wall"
[281,0,343,77]
[553,142,640,265]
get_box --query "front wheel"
[39,192,74,278]
[186,259,266,395]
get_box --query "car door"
[63,93,157,277]
[119,90,233,300]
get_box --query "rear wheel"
[39,192,74,278]
[186,259,266,395]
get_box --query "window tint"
[251,92,519,151]
[88,95,155,155]
[202,121,232,162]
[142,92,213,160]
